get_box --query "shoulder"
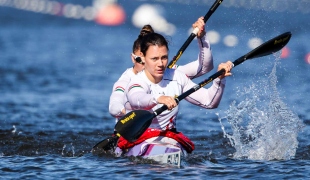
[115,68,135,84]
[161,68,188,79]
[127,71,150,92]
[113,68,135,89]
[168,68,188,79]
[129,71,150,86]
[163,68,176,78]
[162,68,189,85]
[118,68,134,80]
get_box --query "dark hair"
[132,25,154,53]
[140,32,169,56]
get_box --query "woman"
[109,17,214,120]
[116,32,233,154]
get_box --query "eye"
[162,56,168,60]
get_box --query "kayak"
[114,136,186,167]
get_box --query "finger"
[192,22,197,28]
[169,103,176,110]
[197,20,204,26]
[225,72,232,77]
[195,23,201,30]
[200,20,205,26]
[227,61,233,67]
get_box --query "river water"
[1,0,310,179]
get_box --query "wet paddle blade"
[91,136,119,155]
[234,32,292,66]
[115,110,155,142]
[246,32,291,59]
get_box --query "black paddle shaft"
[167,0,224,68]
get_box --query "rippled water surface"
[1,1,310,179]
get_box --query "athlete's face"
[143,45,168,83]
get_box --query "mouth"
[156,69,165,74]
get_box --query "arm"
[185,77,226,108]
[109,68,138,117]
[109,79,128,118]
[176,35,214,79]
[126,75,159,110]
[175,17,214,79]
[183,61,233,108]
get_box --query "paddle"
[167,0,224,68]
[115,31,292,143]
[91,135,119,155]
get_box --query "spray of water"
[220,54,304,160]
[62,143,76,157]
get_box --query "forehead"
[145,45,168,56]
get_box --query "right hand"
[157,96,177,110]
[218,61,234,79]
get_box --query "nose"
[157,59,164,66]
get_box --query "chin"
[155,74,164,79]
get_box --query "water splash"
[220,55,305,160]
[62,143,76,157]
[11,125,17,134]
[62,145,66,156]
[11,125,23,135]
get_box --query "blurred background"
[1,0,309,117]
[1,0,310,178]
[0,0,310,157]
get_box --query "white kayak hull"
[115,137,184,167]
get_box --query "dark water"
[1,0,310,179]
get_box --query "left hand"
[192,16,206,38]
[157,95,177,110]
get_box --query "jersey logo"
[128,84,143,92]
[114,86,125,92]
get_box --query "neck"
[132,66,139,74]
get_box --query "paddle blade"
[247,32,291,59]
[234,32,292,66]
[115,110,155,142]
[91,136,119,155]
